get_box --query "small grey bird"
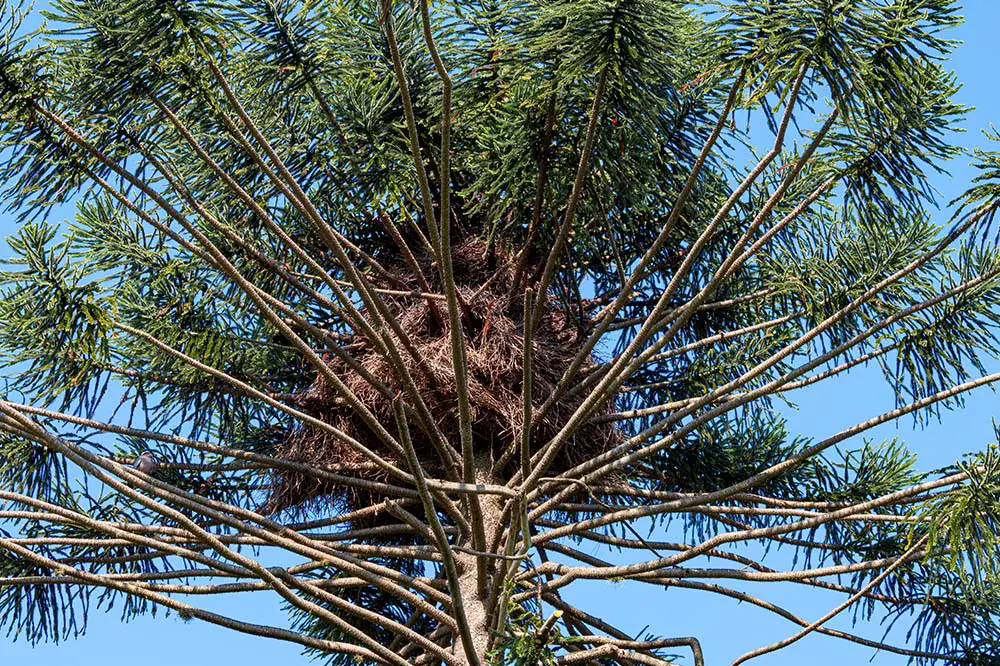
[135,452,157,474]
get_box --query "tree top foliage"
[1,0,1000,664]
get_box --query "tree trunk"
[453,453,505,665]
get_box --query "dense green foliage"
[1,0,1000,664]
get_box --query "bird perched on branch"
[135,452,157,475]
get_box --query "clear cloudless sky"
[4,1,1000,665]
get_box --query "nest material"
[264,237,622,520]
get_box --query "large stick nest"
[264,236,621,522]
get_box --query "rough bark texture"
[454,454,505,663]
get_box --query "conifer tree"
[2,0,1000,663]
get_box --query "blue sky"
[4,1,1000,665]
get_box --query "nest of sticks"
[263,236,622,522]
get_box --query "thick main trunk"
[454,549,493,661]
[452,454,506,665]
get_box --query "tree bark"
[453,453,505,664]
